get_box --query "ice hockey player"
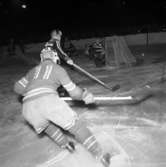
[44,29,74,65]
[90,39,106,67]
[14,30,111,167]
[63,37,78,58]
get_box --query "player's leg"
[44,123,75,153]
[22,96,74,152]
[68,120,111,167]
[43,94,111,166]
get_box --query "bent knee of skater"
[35,122,49,134]
[68,120,93,142]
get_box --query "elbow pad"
[63,82,76,92]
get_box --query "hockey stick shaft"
[61,96,133,101]
[72,63,120,91]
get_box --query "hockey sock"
[44,123,69,148]
[69,121,103,158]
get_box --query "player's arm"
[14,73,29,95]
[55,40,74,65]
[44,39,73,65]
[55,65,82,99]
[55,66,94,104]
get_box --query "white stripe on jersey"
[43,65,53,79]
[18,77,28,87]
[46,65,53,79]
[34,66,41,79]
[18,80,26,87]
[63,82,76,91]
[23,87,56,101]
[22,77,28,84]
[43,65,49,79]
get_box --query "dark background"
[1,0,166,43]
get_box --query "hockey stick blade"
[110,84,120,92]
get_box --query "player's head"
[50,29,62,41]
[95,39,100,43]
[40,48,60,64]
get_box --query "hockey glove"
[82,88,95,104]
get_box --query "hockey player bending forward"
[14,30,111,167]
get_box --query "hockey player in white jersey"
[14,30,111,167]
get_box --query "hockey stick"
[61,96,132,101]
[72,63,120,91]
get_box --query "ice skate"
[100,153,111,167]
[64,141,75,153]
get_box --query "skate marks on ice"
[37,146,103,167]
[96,132,131,167]
[37,132,131,167]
